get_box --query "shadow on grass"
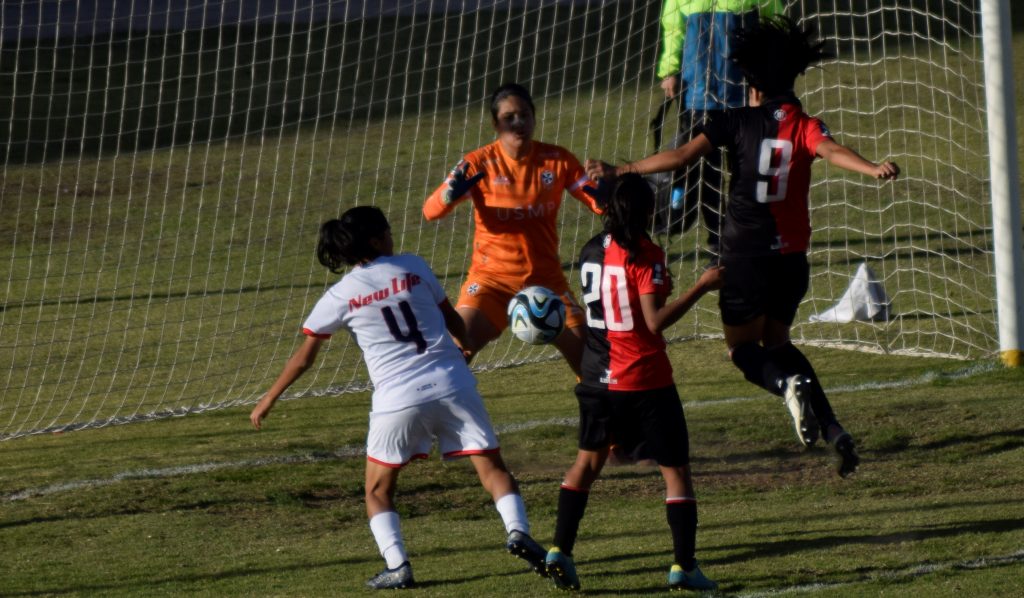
[4,554,375,597]
[712,516,1024,567]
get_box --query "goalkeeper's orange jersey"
[424,140,603,288]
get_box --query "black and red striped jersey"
[577,233,674,391]
[699,96,832,257]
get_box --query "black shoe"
[507,530,549,577]
[366,561,414,589]
[832,432,860,477]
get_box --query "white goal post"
[0,1,1019,440]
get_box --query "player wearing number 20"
[586,17,899,477]
[544,174,724,592]
[250,207,548,589]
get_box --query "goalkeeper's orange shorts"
[455,275,585,333]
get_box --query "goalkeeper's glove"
[443,160,485,205]
[581,178,610,208]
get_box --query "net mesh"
[0,1,994,439]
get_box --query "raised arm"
[586,134,714,181]
[815,138,900,180]
[639,266,724,334]
[423,159,484,221]
[250,335,324,429]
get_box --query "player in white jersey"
[250,206,548,590]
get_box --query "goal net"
[0,0,997,440]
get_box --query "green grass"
[2,339,1023,596]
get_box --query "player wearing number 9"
[585,17,899,477]
[250,206,550,589]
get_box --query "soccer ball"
[507,286,566,345]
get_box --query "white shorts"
[365,387,500,468]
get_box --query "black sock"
[730,342,788,397]
[553,486,590,556]
[768,342,838,428]
[666,500,697,570]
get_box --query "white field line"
[735,549,1024,597]
[3,362,996,503]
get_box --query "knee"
[729,342,766,384]
[729,341,760,368]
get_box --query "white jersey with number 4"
[302,254,475,413]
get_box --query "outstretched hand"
[697,266,725,291]
[250,395,274,429]
[875,161,900,181]
[443,160,485,205]
[584,159,618,182]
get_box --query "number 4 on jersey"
[382,301,427,354]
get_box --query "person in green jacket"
[656,0,782,247]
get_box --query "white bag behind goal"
[0,1,1001,439]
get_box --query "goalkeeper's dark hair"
[489,82,536,120]
[603,173,655,263]
[317,206,390,272]
[731,16,832,97]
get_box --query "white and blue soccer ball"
[507,286,565,345]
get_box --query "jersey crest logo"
[541,170,555,188]
[467,282,480,296]
[818,121,832,137]
[773,109,786,121]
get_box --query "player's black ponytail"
[603,173,655,263]
[317,206,390,272]
[731,16,832,97]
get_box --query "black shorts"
[718,252,809,326]
[574,384,690,467]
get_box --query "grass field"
[3,340,1023,596]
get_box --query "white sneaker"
[783,375,820,447]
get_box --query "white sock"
[495,493,529,535]
[369,511,408,569]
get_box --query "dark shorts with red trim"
[718,251,809,327]
[574,383,690,467]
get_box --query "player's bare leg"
[365,461,400,517]
[364,462,413,589]
[468,452,517,499]
[552,324,584,377]
[455,306,501,363]
[469,452,548,577]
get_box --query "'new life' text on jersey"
[301,254,475,414]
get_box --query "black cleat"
[507,530,549,577]
[366,561,414,590]
[832,432,860,477]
